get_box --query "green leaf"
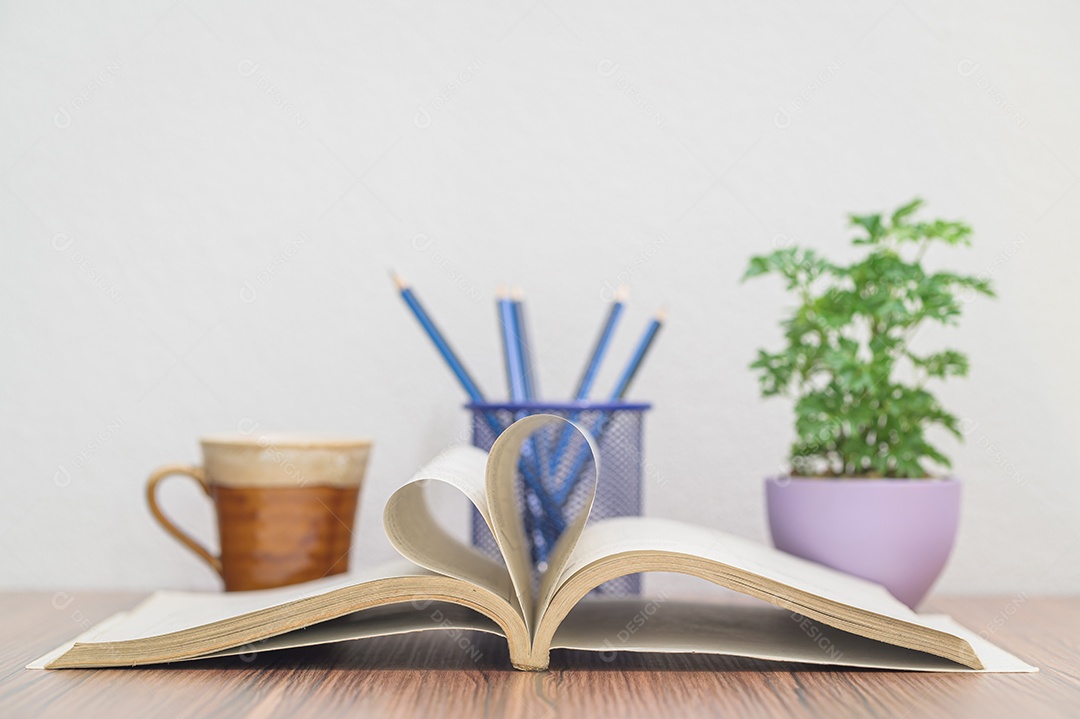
[890,197,923,226]
[746,198,992,477]
[849,213,885,244]
[909,350,970,378]
[742,255,773,281]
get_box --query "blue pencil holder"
[467,401,650,596]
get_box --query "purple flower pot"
[765,476,961,609]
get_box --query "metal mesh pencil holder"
[468,401,649,596]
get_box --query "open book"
[31,415,1034,672]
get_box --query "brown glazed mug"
[147,435,372,591]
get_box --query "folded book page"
[383,444,513,601]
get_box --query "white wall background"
[3,0,1078,596]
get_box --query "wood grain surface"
[1,593,1074,718]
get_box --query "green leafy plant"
[743,199,995,478]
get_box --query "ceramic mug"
[147,435,371,591]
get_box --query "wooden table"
[1,593,1075,718]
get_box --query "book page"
[485,414,601,637]
[198,602,506,659]
[532,419,599,629]
[530,516,1040,670]
[484,414,545,634]
[90,561,430,643]
[383,444,514,602]
[554,516,921,622]
[551,599,1036,673]
[27,560,431,668]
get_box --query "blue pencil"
[509,287,557,556]
[391,270,485,401]
[554,308,666,504]
[610,308,665,399]
[508,288,564,547]
[573,285,627,400]
[511,287,537,400]
[547,286,627,476]
[498,287,527,402]
[499,287,564,547]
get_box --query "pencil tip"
[511,286,525,301]
[615,285,629,302]
[496,284,508,299]
[655,306,668,322]
[389,269,407,289]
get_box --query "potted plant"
[743,198,994,608]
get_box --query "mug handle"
[146,464,223,576]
